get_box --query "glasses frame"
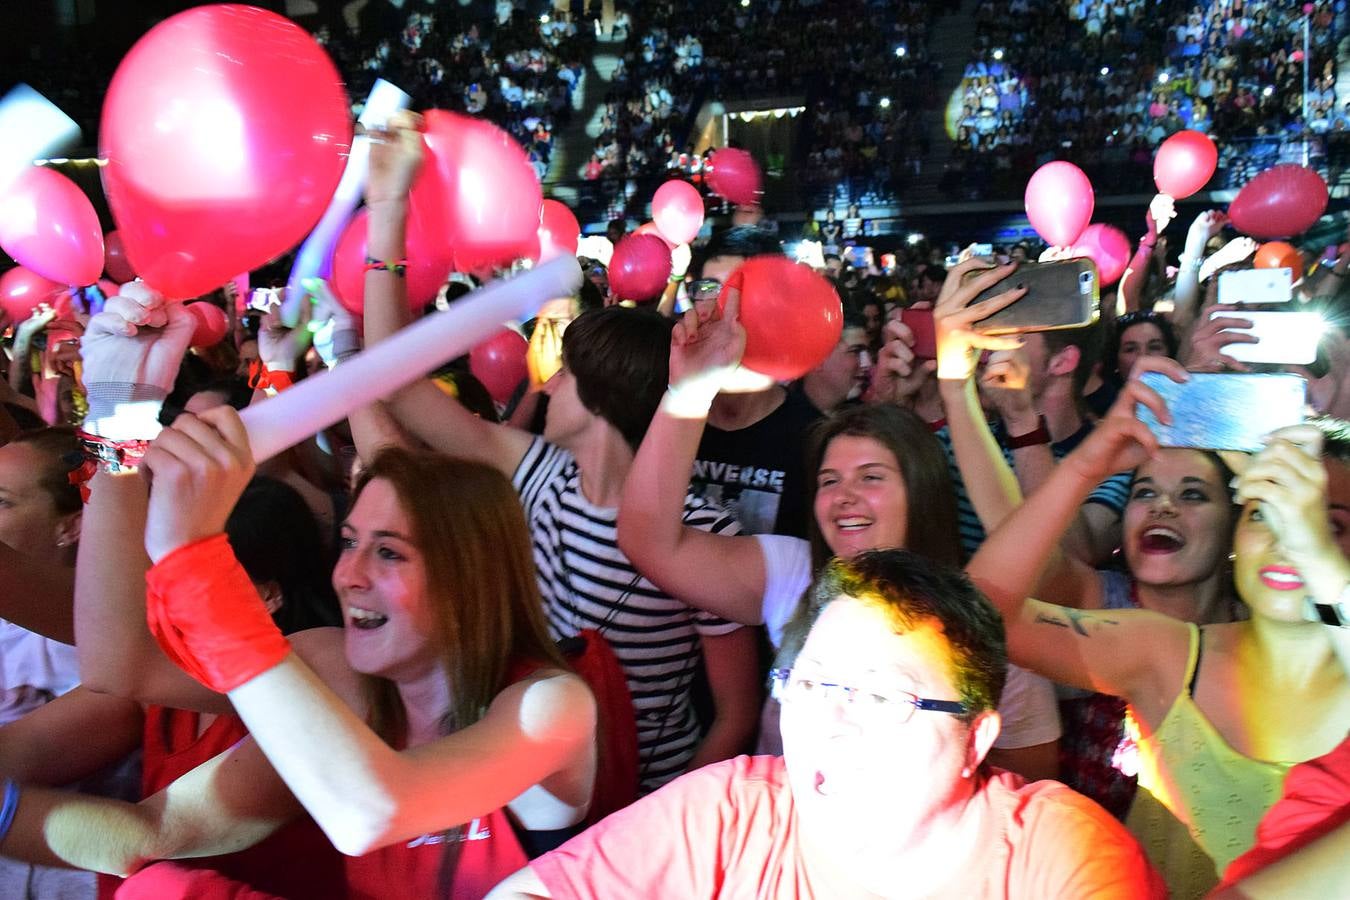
[768,667,968,723]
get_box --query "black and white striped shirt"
[513,438,743,792]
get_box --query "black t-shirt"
[691,389,822,537]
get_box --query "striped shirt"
[513,438,743,792]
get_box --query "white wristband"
[661,383,716,419]
[85,400,164,442]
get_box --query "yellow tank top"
[1125,624,1294,900]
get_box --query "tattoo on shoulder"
[1033,608,1118,637]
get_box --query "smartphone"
[1210,309,1324,365]
[899,308,937,360]
[1136,372,1306,452]
[970,243,994,258]
[966,258,1099,334]
[1217,268,1292,304]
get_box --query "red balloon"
[537,199,580,262]
[1254,241,1304,282]
[104,230,136,283]
[0,167,104,286]
[1025,161,1094,247]
[1071,224,1132,286]
[608,234,672,301]
[651,180,704,245]
[718,257,842,381]
[0,267,63,324]
[186,301,230,348]
[331,207,450,315]
[420,110,542,274]
[1229,165,1329,239]
[469,328,529,404]
[706,149,762,206]
[635,221,676,249]
[1153,130,1218,199]
[100,5,351,299]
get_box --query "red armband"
[248,360,295,394]
[145,534,290,693]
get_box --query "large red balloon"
[1254,241,1304,282]
[707,149,762,206]
[103,230,136,283]
[652,180,704,245]
[1071,224,1131,287]
[100,5,351,299]
[1153,131,1218,199]
[718,257,842,381]
[537,199,580,262]
[469,328,529,404]
[420,110,542,275]
[1025,161,1094,247]
[186,301,230,348]
[0,167,104,286]
[0,267,63,324]
[331,207,450,315]
[608,234,672,301]
[1229,165,1329,239]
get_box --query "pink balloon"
[1229,164,1329,239]
[1024,161,1095,247]
[1153,130,1218,199]
[331,207,450,315]
[0,267,63,324]
[608,234,672,301]
[718,258,842,381]
[1071,224,1131,286]
[706,149,762,205]
[537,199,580,262]
[186,301,230,348]
[469,328,529,404]
[651,180,704,245]
[103,230,136,283]
[420,110,542,274]
[100,5,351,299]
[0,167,104,286]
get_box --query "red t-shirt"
[532,755,1165,899]
[1217,736,1350,888]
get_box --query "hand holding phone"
[966,258,1099,334]
[1209,309,1324,365]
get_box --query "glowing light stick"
[281,79,410,326]
[0,85,80,192]
[241,255,581,462]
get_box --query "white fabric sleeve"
[992,663,1063,750]
[752,534,813,649]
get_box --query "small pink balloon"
[469,328,529,404]
[537,199,580,262]
[1025,161,1095,247]
[186,301,230,348]
[651,180,704,245]
[0,168,105,286]
[706,148,762,205]
[1153,130,1218,199]
[330,207,450,315]
[608,234,672,301]
[1229,164,1329,239]
[1071,224,1131,286]
[104,230,137,283]
[0,267,64,324]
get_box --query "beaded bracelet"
[363,256,409,277]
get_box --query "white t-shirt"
[0,619,79,726]
[753,535,1061,750]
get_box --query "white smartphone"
[1217,268,1292,304]
[1211,309,1324,365]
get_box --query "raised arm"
[1116,194,1174,316]
[0,687,142,787]
[616,292,772,626]
[359,112,531,477]
[1172,210,1227,331]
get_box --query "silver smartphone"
[1137,372,1306,452]
[1217,268,1293,304]
[1211,309,1324,365]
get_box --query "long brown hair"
[352,448,568,744]
[804,405,962,573]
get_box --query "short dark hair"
[781,549,1007,721]
[9,427,81,515]
[561,306,674,450]
[1105,311,1179,382]
[1312,417,1350,463]
[691,226,783,278]
[1041,319,1104,396]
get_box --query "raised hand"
[258,298,313,374]
[1184,304,1256,372]
[365,109,425,206]
[1065,355,1187,484]
[1235,425,1337,565]
[667,287,747,405]
[1147,193,1177,236]
[934,259,1026,382]
[1198,236,1258,283]
[866,318,936,406]
[979,346,1036,425]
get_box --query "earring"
[56,539,68,548]
[1228,551,1236,563]
[961,766,973,779]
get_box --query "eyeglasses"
[690,278,722,301]
[768,667,967,724]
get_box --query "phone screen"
[1212,310,1324,365]
[1136,372,1306,452]
[1217,268,1293,304]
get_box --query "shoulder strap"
[1184,623,1203,699]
